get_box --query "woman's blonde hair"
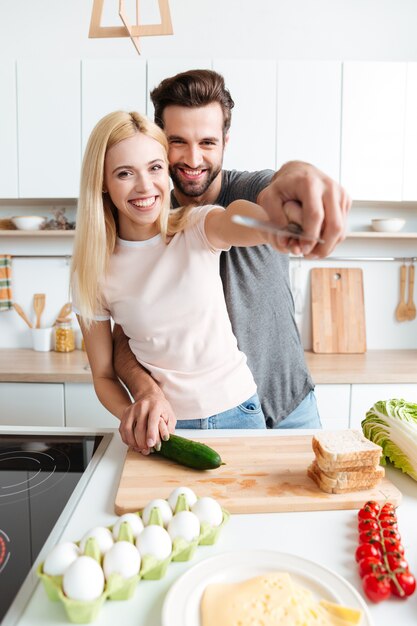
[71,110,192,325]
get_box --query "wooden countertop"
[0,348,416,384]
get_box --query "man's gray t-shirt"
[172,169,314,427]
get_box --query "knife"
[231,214,325,244]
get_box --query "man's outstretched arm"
[257,161,351,258]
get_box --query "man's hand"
[257,161,351,258]
[119,389,176,455]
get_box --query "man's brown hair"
[150,69,235,137]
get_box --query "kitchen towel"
[0,255,13,311]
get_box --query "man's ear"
[224,132,230,149]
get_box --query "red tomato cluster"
[355,501,416,603]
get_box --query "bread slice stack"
[308,430,384,494]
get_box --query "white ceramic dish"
[162,550,373,626]
[371,218,405,233]
[11,215,46,231]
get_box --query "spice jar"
[55,318,75,352]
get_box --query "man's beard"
[169,164,222,199]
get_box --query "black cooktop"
[0,434,107,623]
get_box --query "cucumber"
[155,434,224,470]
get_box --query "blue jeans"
[274,390,322,429]
[175,393,266,430]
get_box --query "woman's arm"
[78,317,132,419]
[204,199,279,249]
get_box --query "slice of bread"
[308,459,385,491]
[312,430,382,469]
[313,446,380,472]
[308,462,384,494]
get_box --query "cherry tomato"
[358,507,378,521]
[390,572,416,598]
[380,518,398,530]
[362,573,392,602]
[358,531,382,553]
[358,518,379,533]
[359,529,381,543]
[386,553,409,572]
[382,528,401,541]
[355,543,381,563]
[381,503,396,515]
[383,538,405,554]
[379,513,397,523]
[358,557,388,579]
[363,500,381,514]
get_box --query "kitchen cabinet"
[81,59,147,154]
[403,62,417,201]
[65,383,119,428]
[314,384,350,429]
[17,60,81,198]
[276,61,342,183]
[341,62,407,201]
[350,383,417,428]
[0,61,18,198]
[212,59,276,172]
[0,382,64,426]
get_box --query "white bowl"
[11,215,46,231]
[371,218,405,233]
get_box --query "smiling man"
[112,69,351,453]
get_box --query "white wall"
[1,1,417,350]
[1,0,417,62]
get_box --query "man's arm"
[112,323,176,452]
[257,161,351,258]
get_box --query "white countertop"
[5,427,417,626]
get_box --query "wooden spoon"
[33,293,46,329]
[13,303,33,328]
[54,302,72,325]
[407,264,416,321]
[395,265,409,322]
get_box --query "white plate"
[162,550,373,626]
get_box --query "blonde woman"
[71,110,281,453]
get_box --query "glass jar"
[55,319,75,352]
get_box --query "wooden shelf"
[0,230,75,237]
[347,231,417,239]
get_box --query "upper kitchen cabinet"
[403,63,417,201]
[276,61,342,183]
[81,59,147,154]
[17,60,81,198]
[213,59,277,172]
[341,62,407,201]
[0,61,18,198]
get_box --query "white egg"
[191,497,223,527]
[43,542,80,576]
[102,541,141,580]
[167,487,197,512]
[135,525,172,560]
[79,526,114,555]
[141,499,172,527]
[167,510,200,543]
[62,556,105,601]
[112,513,144,540]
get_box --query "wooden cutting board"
[311,268,366,353]
[114,436,401,515]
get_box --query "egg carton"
[37,493,230,623]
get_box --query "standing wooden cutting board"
[311,268,366,353]
[114,436,401,515]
